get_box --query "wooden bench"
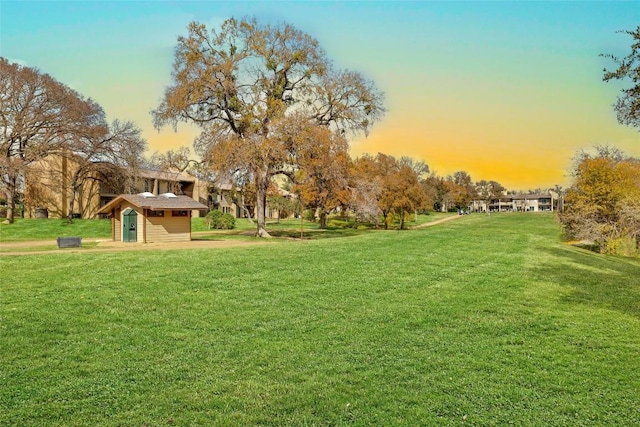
[57,237,82,249]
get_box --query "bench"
[57,236,82,249]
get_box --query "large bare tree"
[0,57,101,222]
[1,58,147,222]
[153,18,385,236]
[64,119,147,222]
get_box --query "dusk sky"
[2,1,639,190]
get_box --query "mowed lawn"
[1,214,639,426]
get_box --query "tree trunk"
[242,206,254,223]
[254,174,271,237]
[319,211,327,229]
[66,167,85,223]
[67,184,80,223]
[4,175,17,224]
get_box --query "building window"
[147,210,165,217]
[172,210,188,217]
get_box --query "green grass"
[0,242,100,253]
[0,218,112,242]
[1,213,639,426]
[2,213,453,243]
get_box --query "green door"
[122,208,137,242]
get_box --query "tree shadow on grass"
[267,228,365,240]
[534,245,640,320]
[193,228,367,241]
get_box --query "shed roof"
[97,193,208,214]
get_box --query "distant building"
[470,192,557,213]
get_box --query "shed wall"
[144,211,191,242]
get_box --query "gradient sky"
[2,1,639,190]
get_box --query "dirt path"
[411,214,465,228]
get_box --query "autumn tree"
[292,125,351,229]
[349,154,383,227]
[435,171,476,212]
[369,153,398,227]
[0,58,107,223]
[383,164,427,229]
[560,145,640,254]
[152,18,384,237]
[601,26,640,130]
[354,153,426,229]
[421,173,449,212]
[475,179,505,212]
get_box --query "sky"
[1,1,639,190]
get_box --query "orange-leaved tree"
[376,154,427,229]
[351,153,426,229]
[560,145,640,254]
[292,125,351,229]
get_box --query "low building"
[101,168,200,211]
[470,192,557,213]
[22,154,280,221]
[23,153,207,219]
[97,192,208,243]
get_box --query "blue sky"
[2,1,638,189]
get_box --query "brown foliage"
[350,153,427,229]
[292,126,350,228]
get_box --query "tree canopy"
[292,124,351,229]
[560,146,640,254]
[602,26,640,130]
[1,58,103,222]
[0,57,146,222]
[153,17,385,236]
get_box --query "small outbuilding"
[97,192,208,243]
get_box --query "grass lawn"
[0,218,112,242]
[0,212,452,246]
[1,213,639,426]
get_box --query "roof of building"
[138,168,195,183]
[97,193,208,214]
[511,193,552,200]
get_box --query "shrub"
[604,236,639,257]
[303,209,316,222]
[219,213,236,230]
[203,210,235,230]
